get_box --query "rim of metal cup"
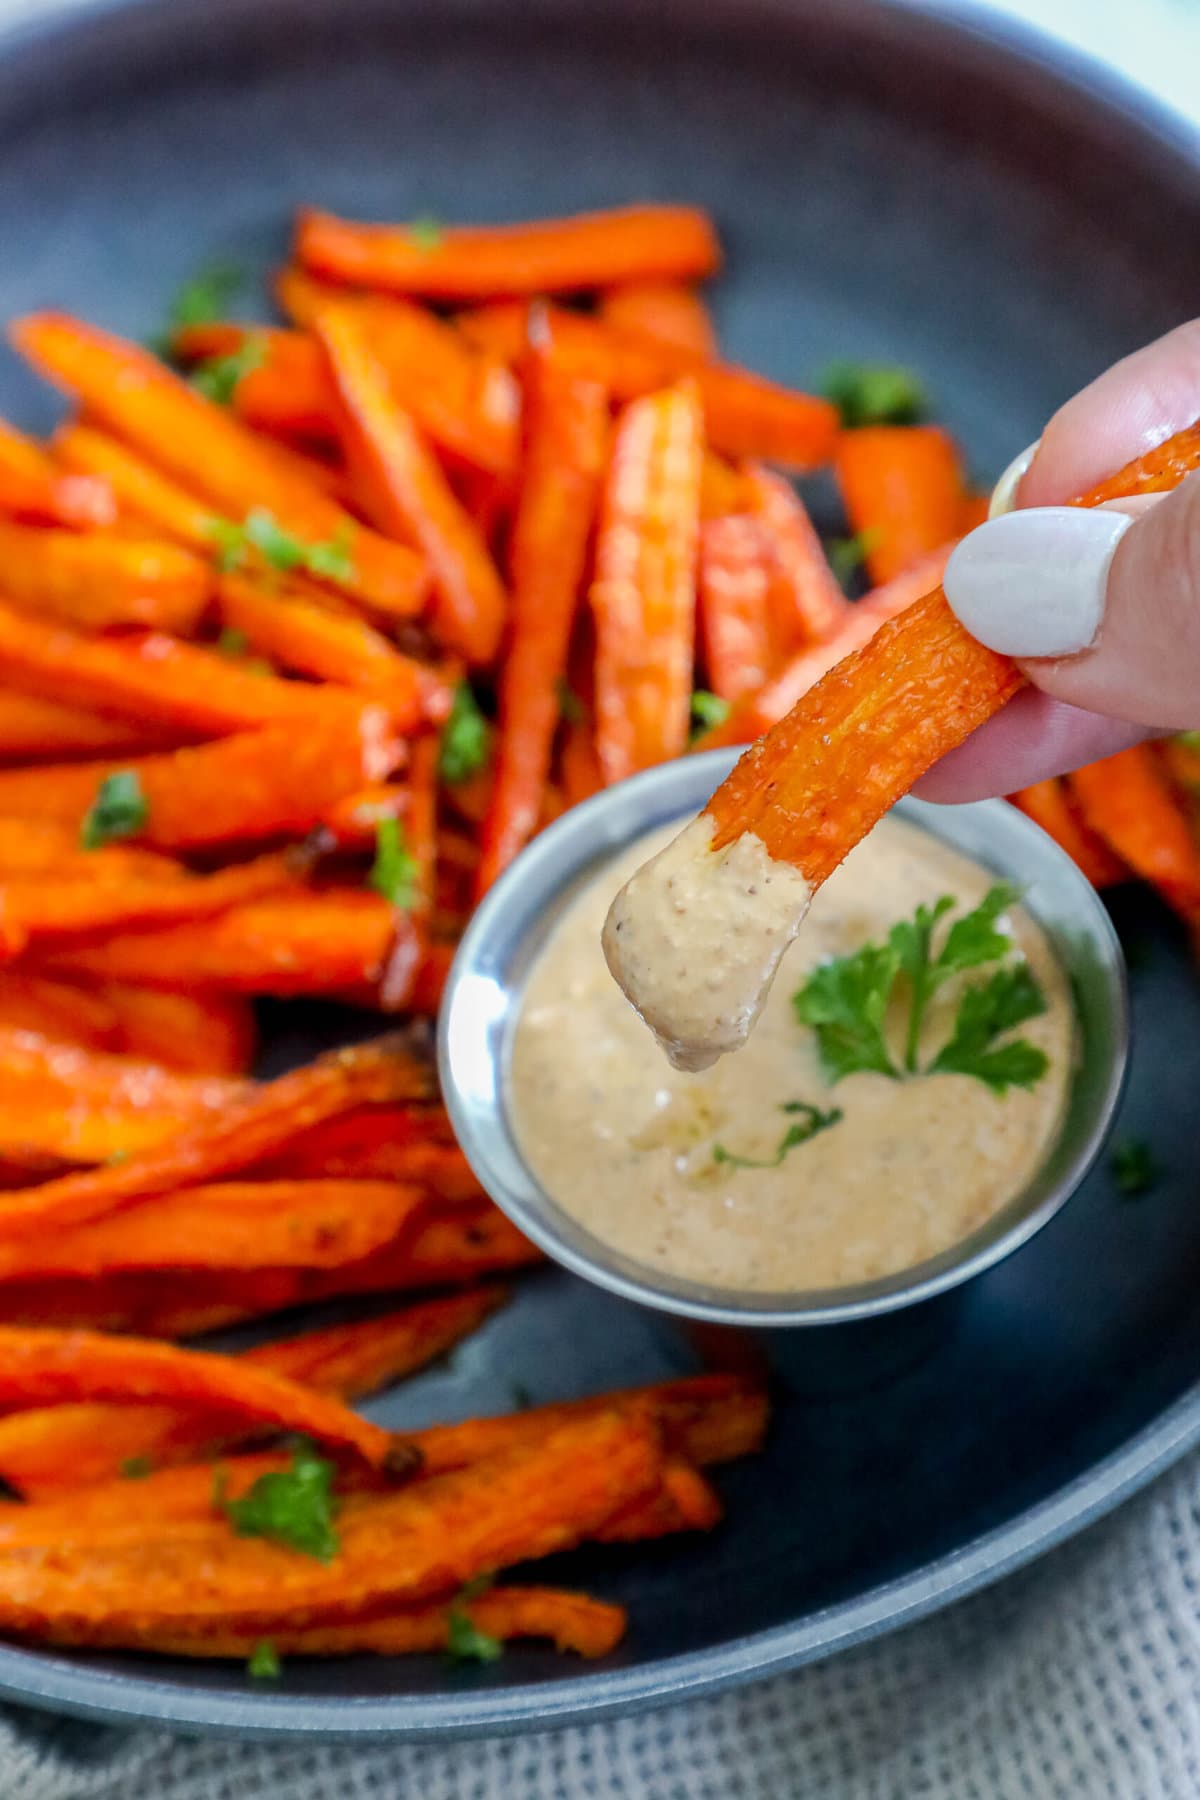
[439,749,1129,1327]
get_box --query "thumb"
[943,470,1200,729]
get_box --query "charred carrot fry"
[460,301,838,470]
[743,464,849,649]
[596,1458,723,1541]
[0,852,298,951]
[253,1288,509,1396]
[477,347,608,890]
[315,305,507,665]
[0,524,211,634]
[0,1325,391,1466]
[590,382,703,784]
[297,203,721,298]
[0,1029,243,1165]
[697,514,776,702]
[12,314,429,618]
[1009,779,1127,889]
[0,692,177,761]
[46,890,405,997]
[835,424,965,585]
[600,281,717,359]
[1070,745,1200,920]
[0,1033,431,1246]
[255,1102,452,1174]
[560,717,603,809]
[0,974,254,1074]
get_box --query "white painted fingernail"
[944,506,1133,657]
[988,441,1040,518]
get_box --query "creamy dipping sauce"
[510,814,1074,1293]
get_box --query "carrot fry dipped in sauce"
[604,420,1200,1070]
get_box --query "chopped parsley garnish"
[826,528,880,588]
[208,509,355,582]
[689,689,731,739]
[556,677,585,724]
[408,216,444,253]
[438,682,490,785]
[1111,1137,1160,1197]
[151,261,245,356]
[446,1577,502,1663]
[369,817,420,910]
[216,625,249,658]
[80,771,149,849]
[119,1456,153,1480]
[247,1641,282,1680]
[792,885,1049,1094]
[713,1101,843,1170]
[218,1442,340,1562]
[191,337,268,406]
[820,360,927,428]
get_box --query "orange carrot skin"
[835,425,964,585]
[1072,421,1200,505]
[0,525,211,635]
[0,852,298,950]
[477,348,608,891]
[0,692,178,761]
[1070,746,1200,919]
[54,422,224,549]
[560,717,603,808]
[1009,779,1127,889]
[0,975,254,1074]
[0,464,116,530]
[316,305,507,665]
[591,381,704,784]
[697,513,775,702]
[744,464,849,649]
[297,203,721,298]
[600,282,717,359]
[172,322,337,441]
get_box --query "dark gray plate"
[0,0,1198,1742]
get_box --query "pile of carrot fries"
[0,201,1189,1671]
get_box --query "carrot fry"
[596,1458,723,1541]
[600,281,717,359]
[12,314,429,618]
[0,713,396,850]
[0,465,115,530]
[45,891,404,996]
[699,451,746,519]
[560,717,603,808]
[0,691,177,762]
[834,424,965,585]
[173,322,336,441]
[744,464,849,649]
[1070,745,1200,920]
[697,514,776,702]
[477,345,608,890]
[0,1033,431,1247]
[1009,779,1128,889]
[318,782,408,849]
[0,1413,658,1638]
[460,301,838,470]
[251,1288,508,1396]
[297,203,721,298]
[255,1101,451,1171]
[0,1325,391,1466]
[54,422,226,549]
[315,304,507,665]
[0,974,254,1074]
[590,382,703,784]
[0,1028,243,1164]
[0,524,211,634]
[1,852,298,952]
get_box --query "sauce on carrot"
[510,814,1072,1293]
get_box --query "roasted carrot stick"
[0,1033,431,1247]
[1070,745,1200,920]
[599,281,717,359]
[0,524,211,634]
[0,692,177,761]
[1009,779,1128,889]
[0,418,61,481]
[699,451,747,519]
[297,203,721,298]
[0,1326,391,1466]
[13,314,429,618]
[560,716,603,808]
[46,890,405,996]
[0,712,396,850]
[318,782,409,849]
[0,974,254,1074]
[477,346,608,890]
[596,1458,722,1541]
[459,301,839,470]
[744,464,849,649]
[253,1288,508,1396]
[697,514,775,702]
[173,322,336,440]
[255,1101,452,1172]
[0,852,298,951]
[315,304,508,665]
[54,422,226,549]
[834,424,965,585]
[0,464,115,530]
[590,381,703,784]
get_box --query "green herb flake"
[820,360,927,429]
[305,523,355,583]
[80,771,149,850]
[216,626,250,659]
[369,817,420,911]
[713,1101,843,1170]
[219,1442,340,1562]
[556,678,586,725]
[119,1456,153,1480]
[150,262,246,357]
[826,528,880,588]
[408,215,444,253]
[191,337,268,407]
[243,506,307,572]
[930,963,1049,1092]
[689,689,731,740]
[247,1641,282,1681]
[1111,1137,1160,1197]
[439,683,490,785]
[208,517,248,574]
[446,1597,502,1664]
[793,940,901,1083]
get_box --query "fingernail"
[988,441,1040,518]
[944,506,1133,657]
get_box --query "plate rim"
[0,0,1196,1743]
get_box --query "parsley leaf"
[929,963,1048,1091]
[556,677,585,724]
[690,689,731,739]
[793,941,901,1082]
[713,1101,843,1170]
[191,337,268,406]
[826,528,880,588]
[216,626,249,658]
[369,817,420,910]
[80,771,149,849]
[305,524,355,583]
[408,215,444,252]
[119,1456,153,1480]
[446,1578,503,1664]
[168,262,245,332]
[935,882,1019,978]
[1111,1137,1160,1197]
[208,509,356,582]
[219,1442,340,1562]
[820,361,927,428]
[889,885,1018,1072]
[244,506,307,571]
[247,1641,282,1680]
[439,683,490,785]
[889,894,956,1072]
